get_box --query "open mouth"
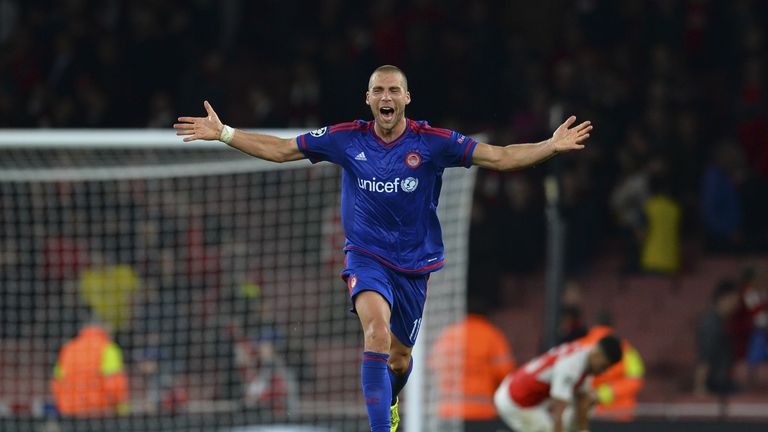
[379,106,395,121]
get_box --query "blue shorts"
[341,252,428,348]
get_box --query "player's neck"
[373,117,407,143]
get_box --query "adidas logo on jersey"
[355,152,367,161]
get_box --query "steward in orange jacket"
[578,325,644,421]
[430,312,516,420]
[51,325,130,416]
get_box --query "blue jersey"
[296,119,478,275]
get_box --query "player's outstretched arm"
[173,100,305,163]
[472,115,592,171]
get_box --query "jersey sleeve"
[550,352,585,402]
[423,126,478,169]
[295,125,348,165]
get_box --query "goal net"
[0,130,476,432]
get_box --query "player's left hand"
[550,116,592,153]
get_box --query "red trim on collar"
[371,119,411,148]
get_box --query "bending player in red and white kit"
[494,335,623,432]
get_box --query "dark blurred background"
[2,0,767,258]
[2,0,768,425]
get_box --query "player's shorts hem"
[390,332,415,348]
[348,287,393,315]
[343,246,445,275]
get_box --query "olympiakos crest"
[405,151,422,169]
[350,275,358,289]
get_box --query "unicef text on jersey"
[357,177,419,193]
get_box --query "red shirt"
[506,341,591,407]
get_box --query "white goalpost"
[0,129,476,432]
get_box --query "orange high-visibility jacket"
[51,326,129,416]
[429,315,516,420]
[578,326,645,421]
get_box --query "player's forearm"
[226,129,298,163]
[577,414,589,431]
[553,416,564,432]
[497,139,557,171]
[551,401,567,432]
[576,397,590,430]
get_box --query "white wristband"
[219,125,235,144]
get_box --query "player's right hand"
[174,100,224,142]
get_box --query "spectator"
[79,254,141,332]
[555,282,588,346]
[640,171,682,275]
[611,131,653,274]
[695,279,741,396]
[222,279,298,418]
[745,275,768,380]
[429,296,516,431]
[701,142,747,253]
[133,331,175,414]
[730,265,768,385]
[232,318,296,417]
[50,321,130,417]
[557,305,588,345]
[730,266,760,361]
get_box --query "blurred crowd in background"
[0,172,331,417]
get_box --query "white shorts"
[494,376,553,432]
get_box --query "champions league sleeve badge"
[310,127,327,137]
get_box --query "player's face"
[366,72,411,131]
[588,349,612,374]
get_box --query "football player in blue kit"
[174,65,592,432]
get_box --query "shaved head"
[368,65,408,91]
